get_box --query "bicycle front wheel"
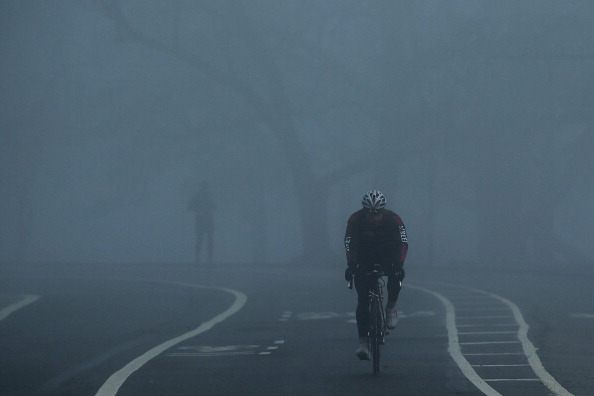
[371,298,381,374]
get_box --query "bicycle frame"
[367,271,387,375]
[348,265,389,374]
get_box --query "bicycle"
[348,264,389,375]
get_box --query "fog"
[1,1,593,271]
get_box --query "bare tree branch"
[100,0,264,109]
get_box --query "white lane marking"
[295,311,435,321]
[485,378,540,382]
[460,341,520,345]
[400,310,436,318]
[473,364,530,367]
[467,287,575,396]
[266,346,279,350]
[279,311,293,322]
[94,281,247,396]
[459,331,517,335]
[297,312,340,320]
[457,324,517,328]
[465,353,524,356]
[457,315,512,319]
[176,345,260,353]
[167,351,256,357]
[274,340,285,345]
[0,295,40,322]
[570,313,594,319]
[259,352,272,355]
[407,284,502,396]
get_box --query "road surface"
[1,263,592,395]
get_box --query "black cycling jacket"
[344,208,408,273]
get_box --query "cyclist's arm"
[393,214,408,269]
[344,214,358,270]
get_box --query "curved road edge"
[94,280,248,396]
[408,284,502,396]
[0,294,40,322]
[468,286,574,396]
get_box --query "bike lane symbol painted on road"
[166,340,287,357]
[166,345,261,357]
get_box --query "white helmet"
[362,189,386,212]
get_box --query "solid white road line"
[460,341,520,345]
[94,281,247,396]
[457,324,517,328]
[167,351,256,357]
[407,284,502,396]
[468,287,575,396]
[0,294,40,322]
[485,378,540,382]
[472,364,530,367]
[570,313,594,319]
[459,331,517,335]
[465,353,524,356]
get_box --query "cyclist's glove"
[394,268,405,281]
[344,267,354,282]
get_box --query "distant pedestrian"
[188,181,214,267]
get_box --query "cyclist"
[344,189,408,360]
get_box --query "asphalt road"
[1,263,593,396]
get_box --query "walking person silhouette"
[187,181,214,267]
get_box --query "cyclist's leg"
[386,271,404,308]
[386,273,403,329]
[354,275,372,338]
[354,275,372,359]
[371,292,381,374]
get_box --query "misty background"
[1,1,593,270]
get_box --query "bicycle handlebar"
[347,266,386,290]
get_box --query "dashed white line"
[457,324,517,328]
[570,313,594,319]
[168,351,256,357]
[459,331,517,335]
[467,287,575,396]
[94,281,247,396]
[472,364,530,367]
[0,295,40,322]
[460,341,520,345]
[484,378,540,382]
[411,283,576,396]
[465,353,525,356]
[407,284,502,396]
[278,311,293,322]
